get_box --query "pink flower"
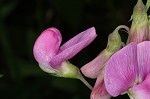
[104,41,150,98]
[33,27,97,78]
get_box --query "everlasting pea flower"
[33,27,97,80]
[104,41,150,99]
[90,70,111,99]
[128,0,149,43]
[81,25,129,99]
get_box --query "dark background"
[0,0,146,99]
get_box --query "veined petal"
[130,73,150,99]
[104,43,138,96]
[60,27,96,51]
[33,27,61,68]
[91,73,111,99]
[81,25,125,79]
[81,50,109,79]
[137,41,150,81]
[50,27,97,67]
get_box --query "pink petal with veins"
[137,41,150,81]
[104,42,138,96]
[50,27,97,68]
[81,50,109,79]
[91,73,111,99]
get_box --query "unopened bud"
[129,0,149,43]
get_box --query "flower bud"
[129,0,149,43]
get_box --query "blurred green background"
[0,0,140,99]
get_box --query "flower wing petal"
[60,27,96,51]
[50,27,97,67]
[91,73,111,99]
[104,43,138,96]
[81,50,109,79]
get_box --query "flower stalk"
[77,73,93,90]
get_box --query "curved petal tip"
[81,50,108,79]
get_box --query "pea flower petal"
[81,51,109,78]
[50,27,97,68]
[91,73,111,99]
[33,27,61,69]
[130,73,150,99]
[137,41,150,81]
[104,43,138,96]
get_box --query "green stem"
[77,73,93,90]
[56,61,93,90]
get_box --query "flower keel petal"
[33,27,61,68]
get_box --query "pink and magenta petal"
[91,73,111,99]
[137,41,150,81]
[104,43,138,96]
[50,27,97,67]
[81,50,109,79]
[60,27,96,51]
[131,73,150,99]
[33,27,61,68]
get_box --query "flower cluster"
[33,0,150,99]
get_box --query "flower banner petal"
[104,43,138,96]
[33,27,61,68]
